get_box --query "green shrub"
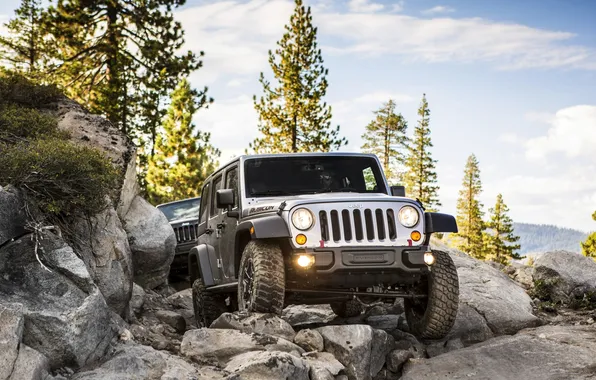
[0,138,119,216]
[0,103,69,142]
[0,71,62,107]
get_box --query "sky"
[1,0,595,232]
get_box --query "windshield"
[244,156,387,198]
[157,198,201,222]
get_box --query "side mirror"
[216,189,234,209]
[390,185,406,197]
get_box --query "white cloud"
[422,5,455,15]
[347,0,384,13]
[525,105,596,160]
[498,132,521,144]
[226,78,247,87]
[351,91,414,104]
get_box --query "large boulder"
[224,351,310,380]
[533,251,596,306]
[402,325,596,380]
[282,304,337,327]
[73,206,133,316]
[122,195,176,289]
[210,312,296,342]
[0,232,117,369]
[0,186,28,247]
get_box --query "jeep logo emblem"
[348,204,363,209]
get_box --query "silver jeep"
[189,152,459,339]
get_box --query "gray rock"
[0,234,116,368]
[73,206,133,316]
[0,304,24,380]
[373,369,402,380]
[507,262,534,288]
[130,283,145,314]
[9,344,50,380]
[282,304,337,326]
[122,195,176,289]
[317,325,374,380]
[310,367,335,380]
[225,351,310,380]
[402,325,596,380]
[166,288,193,311]
[446,303,494,345]
[533,251,596,305]
[386,349,415,373]
[302,352,345,376]
[294,329,324,352]
[211,312,296,341]
[335,375,349,380]
[425,338,464,358]
[370,329,395,376]
[0,186,27,247]
[365,315,399,331]
[155,310,186,334]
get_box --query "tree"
[403,94,441,210]
[483,194,521,264]
[145,78,220,204]
[453,154,485,259]
[581,211,596,259]
[249,0,347,153]
[360,99,408,184]
[0,0,51,81]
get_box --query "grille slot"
[319,206,399,243]
[173,223,198,243]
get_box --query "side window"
[210,175,223,217]
[225,166,239,209]
[199,183,210,224]
[363,167,377,191]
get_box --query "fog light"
[424,251,435,266]
[410,231,421,241]
[296,254,315,268]
[295,234,307,245]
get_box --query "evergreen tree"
[403,94,441,210]
[360,99,408,184]
[483,193,521,264]
[0,0,51,81]
[146,78,220,204]
[581,211,596,259]
[249,0,347,153]
[453,154,485,259]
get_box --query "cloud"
[498,132,522,145]
[351,91,414,104]
[525,105,596,160]
[347,0,384,13]
[422,5,455,15]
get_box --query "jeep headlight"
[291,208,314,231]
[398,205,419,227]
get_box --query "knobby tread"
[238,240,285,315]
[192,278,229,327]
[405,249,459,340]
[330,299,363,318]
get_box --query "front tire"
[237,240,285,314]
[404,249,459,340]
[192,278,228,328]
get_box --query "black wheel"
[192,278,228,328]
[237,240,285,314]
[330,299,363,318]
[404,249,459,340]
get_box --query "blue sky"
[1,0,595,231]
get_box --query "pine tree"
[145,78,220,204]
[249,0,347,153]
[403,94,441,210]
[0,0,51,81]
[581,211,596,259]
[483,194,521,265]
[360,99,408,184]
[453,154,485,259]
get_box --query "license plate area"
[341,251,394,266]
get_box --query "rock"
[180,328,304,367]
[446,303,494,345]
[71,344,230,380]
[317,325,374,380]
[282,304,337,326]
[73,206,133,316]
[303,352,345,376]
[533,251,596,306]
[0,186,27,247]
[425,339,464,358]
[432,242,539,335]
[386,349,415,373]
[166,288,193,311]
[0,233,116,369]
[225,351,310,380]
[402,325,596,380]
[211,312,296,341]
[9,344,50,380]
[294,329,324,352]
[373,369,401,380]
[155,310,186,334]
[507,262,534,288]
[365,315,399,331]
[122,195,176,289]
[130,283,145,314]
[0,304,24,380]
[310,367,335,380]
[370,329,395,376]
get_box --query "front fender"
[425,212,458,233]
[237,214,291,239]
[188,244,220,286]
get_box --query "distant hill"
[513,223,588,256]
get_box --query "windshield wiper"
[251,190,292,196]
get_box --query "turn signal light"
[295,234,307,245]
[410,231,422,242]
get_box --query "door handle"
[205,227,214,235]
[216,222,226,229]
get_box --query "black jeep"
[189,153,460,339]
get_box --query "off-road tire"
[330,299,363,318]
[237,240,285,314]
[192,278,228,328]
[404,249,459,340]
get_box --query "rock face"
[0,186,28,248]
[402,325,596,380]
[533,251,596,305]
[122,195,176,289]
[0,232,116,369]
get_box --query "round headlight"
[292,208,314,230]
[398,205,419,227]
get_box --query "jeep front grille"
[319,207,398,243]
[173,223,198,243]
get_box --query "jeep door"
[217,164,240,280]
